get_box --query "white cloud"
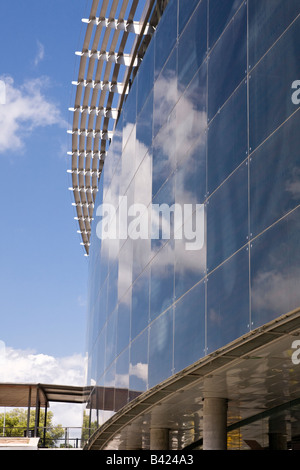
[34,40,45,67]
[0,346,86,427]
[0,75,67,154]
[1,346,85,385]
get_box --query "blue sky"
[0,1,93,361]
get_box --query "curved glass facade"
[85,0,300,422]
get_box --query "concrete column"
[150,428,169,450]
[125,427,143,450]
[268,414,287,450]
[203,397,227,450]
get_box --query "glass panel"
[131,267,150,339]
[107,260,118,317]
[207,247,250,353]
[104,362,115,412]
[118,236,133,300]
[174,205,206,300]
[132,236,152,284]
[121,125,136,195]
[250,111,300,238]
[207,162,248,272]
[152,116,176,199]
[136,91,153,168]
[137,38,154,115]
[250,207,300,329]
[148,307,173,388]
[153,47,177,139]
[122,78,137,150]
[174,281,205,372]
[154,0,178,79]
[176,61,207,173]
[151,172,175,253]
[105,309,117,370]
[116,290,131,356]
[208,2,247,121]
[209,0,243,48]
[178,0,207,91]
[175,140,206,206]
[115,348,129,411]
[95,277,108,334]
[249,0,300,67]
[178,0,201,34]
[98,235,109,286]
[207,81,247,194]
[150,239,174,322]
[129,329,149,396]
[249,16,300,151]
[96,328,106,383]
[134,149,153,210]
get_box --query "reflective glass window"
[150,240,174,322]
[118,236,133,300]
[134,150,152,209]
[175,140,206,207]
[136,91,153,167]
[207,247,250,353]
[104,362,115,411]
[131,267,150,339]
[137,38,154,115]
[96,328,106,383]
[132,237,152,284]
[176,61,207,173]
[105,309,117,370]
[207,162,248,272]
[249,16,300,151]
[121,125,136,195]
[178,0,207,92]
[107,260,118,317]
[123,79,137,150]
[209,0,243,49]
[250,207,300,329]
[116,290,131,356]
[129,329,149,395]
[152,112,176,198]
[115,348,129,411]
[178,0,201,34]
[151,173,175,253]
[153,47,177,138]
[149,307,173,388]
[249,0,300,67]
[174,281,205,372]
[250,111,300,238]
[95,277,108,333]
[98,237,109,286]
[207,81,247,194]
[208,2,247,121]
[174,206,206,300]
[154,0,178,79]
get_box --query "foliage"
[81,410,98,445]
[0,408,65,448]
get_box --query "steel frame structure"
[68,0,161,254]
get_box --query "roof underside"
[0,383,87,408]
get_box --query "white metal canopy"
[68,0,159,254]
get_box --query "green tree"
[0,408,65,448]
[81,410,98,446]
